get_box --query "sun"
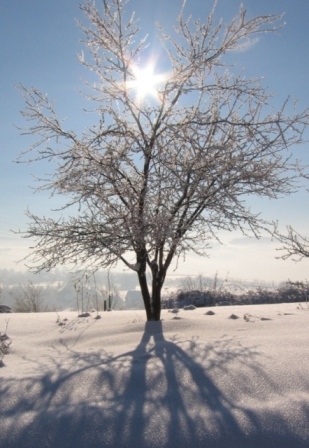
[128,62,167,103]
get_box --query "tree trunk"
[151,260,162,321]
[151,283,162,321]
[137,270,152,321]
[137,265,163,321]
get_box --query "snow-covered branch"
[17,0,309,320]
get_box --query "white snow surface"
[1,303,308,448]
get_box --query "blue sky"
[1,0,309,283]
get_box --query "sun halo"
[128,63,167,103]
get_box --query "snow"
[1,303,308,447]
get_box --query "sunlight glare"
[129,62,167,103]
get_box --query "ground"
[0,303,308,447]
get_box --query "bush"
[0,320,11,364]
[162,277,309,308]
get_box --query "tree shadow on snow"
[0,321,308,448]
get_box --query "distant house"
[125,290,143,309]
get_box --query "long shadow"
[112,322,244,447]
[0,321,308,448]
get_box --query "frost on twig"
[16,0,309,321]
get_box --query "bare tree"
[12,281,46,313]
[17,0,309,320]
[274,170,309,261]
[73,277,91,315]
[97,269,120,310]
[275,225,309,261]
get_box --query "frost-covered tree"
[275,225,309,261]
[274,170,309,262]
[12,281,46,313]
[18,0,309,320]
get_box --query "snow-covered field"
[1,303,308,448]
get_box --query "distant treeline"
[163,280,309,308]
[1,269,308,311]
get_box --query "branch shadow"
[0,321,308,448]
